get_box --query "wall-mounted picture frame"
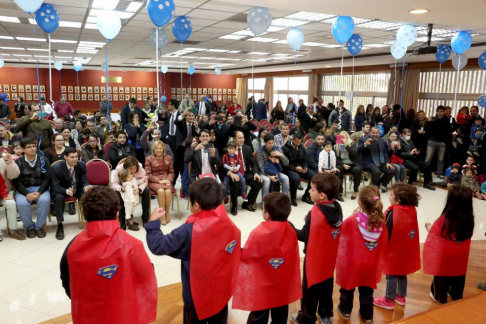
[0,85,2,92]
[68,86,73,93]
[113,87,118,94]
[33,85,38,93]
[223,89,227,94]
[136,87,142,93]
[218,95,222,101]
[131,87,136,93]
[24,85,31,92]
[203,88,207,94]
[82,94,87,101]
[118,87,123,94]
[101,87,106,94]
[143,87,147,94]
[218,89,222,94]
[228,89,232,94]
[75,86,79,93]
[33,93,39,101]
[75,94,80,101]
[108,94,112,100]
[149,87,153,94]
[68,94,74,101]
[131,93,136,99]
[108,86,112,93]
[192,88,196,94]
[208,88,212,95]
[187,88,192,94]
[95,94,100,101]
[153,88,157,94]
[125,87,130,93]
[81,86,87,93]
[137,94,142,100]
[192,95,197,100]
[94,87,100,94]
[26,93,32,100]
[213,88,217,94]
[119,94,124,101]
[182,88,186,94]
[88,87,93,93]
[3,85,9,92]
[88,94,93,101]
[197,88,202,95]
[61,86,67,93]
[233,89,236,94]
[223,95,227,101]
[18,93,24,99]
[11,93,17,100]
[11,85,17,92]
[114,94,118,101]
[233,96,237,101]
[171,88,175,94]
[177,88,181,94]
[40,85,45,92]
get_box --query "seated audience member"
[11,141,22,160]
[281,132,314,206]
[63,115,74,130]
[81,134,108,162]
[94,116,107,139]
[44,133,66,164]
[140,101,153,125]
[61,126,80,151]
[71,119,85,145]
[318,141,344,202]
[103,121,117,144]
[200,111,230,155]
[121,98,142,129]
[358,126,395,192]
[51,148,91,240]
[196,114,209,128]
[0,151,21,240]
[85,120,96,135]
[264,155,284,189]
[141,122,173,159]
[309,122,327,140]
[290,119,301,136]
[350,122,370,143]
[335,131,362,200]
[437,163,462,188]
[145,178,240,323]
[306,132,325,174]
[257,133,290,199]
[325,121,340,145]
[386,131,406,182]
[60,186,157,324]
[398,128,435,190]
[125,112,146,165]
[461,167,482,199]
[14,136,51,239]
[145,140,174,225]
[108,131,136,167]
[16,103,53,150]
[9,119,18,134]
[112,156,150,229]
[252,126,268,152]
[0,125,20,147]
[229,110,257,148]
[382,126,398,142]
[274,122,292,148]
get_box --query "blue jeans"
[390,164,406,182]
[181,163,190,197]
[260,173,289,198]
[16,186,50,230]
[385,275,407,300]
[223,173,246,195]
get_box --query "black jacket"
[13,155,51,195]
[184,146,222,181]
[281,140,308,172]
[120,105,142,129]
[200,121,230,153]
[0,103,11,119]
[175,117,198,149]
[229,121,257,149]
[108,143,136,167]
[425,116,453,143]
[335,143,361,167]
[51,161,89,196]
[306,142,323,173]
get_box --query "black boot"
[68,202,76,215]
[56,223,64,240]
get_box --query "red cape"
[190,205,241,320]
[68,220,157,324]
[423,215,472,276]
[306,204,341,287]
[232,221,301,311]
[383,205,421,276]
[336,215,388,290]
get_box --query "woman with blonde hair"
[145,140,174,225]
[335,131,362,199]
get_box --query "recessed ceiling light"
[409,9,429,14]
[0,16,20,23]
[59,21,82,28]
[325,65,331,67]
[16,37,45,42]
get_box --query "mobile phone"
[214,116,223,121]
[234,116,242,121]
[204,143,213,149]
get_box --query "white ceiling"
[0,0,486,74]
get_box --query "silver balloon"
[452,54,468,70]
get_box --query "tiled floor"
[0,182,485,324]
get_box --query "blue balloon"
[247,7,272,36]
[286,28,304,51]
[377,124,384,137]
[188,66,195,75]
[161,95,167,103]
[396,24,417,48]
[101,62,108,73]
[73,62,82,72]
[0,58,4,68]
[332,16,355,44]
[346,34,363,56]
[147,0,175,27]
[97,10,121,40]
[54,61,62,71]
[151,28,167,51]
[479,52,486,70]
[14,0,43,14]
[390,41,406,60]
[215,68,222,75]
[0,93,9,103]
[35,4,60,34]
[435,45,451,64]
[451,31,472,54]
[161,65,168,73]
[479,95,486,109]
[172,16,193,43]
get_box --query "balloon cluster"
[247,7,272,36]
[390,25,417,60]
[449,31,473,71]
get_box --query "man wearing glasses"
[13,136,51,239]
[140,122,173,160]
[16,103,54,150]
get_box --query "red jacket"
[456,112,471,125]
[228,104,242,116]
[0,172,8,199]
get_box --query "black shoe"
[291,199,298,207]
[351,195,357,200]
[335,194,344,202]
[50,206,56,217]
[297,185,304,191]
[26,229,36,239]
[56,223,64,240]
[241,202,256,212]
[68,203,76,215]
[231,206,238,216]
[302,195,313,205]
[423,183,436,191]
[35,228,46,238]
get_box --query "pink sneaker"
[395,295,406,306]
[373,296,394,310]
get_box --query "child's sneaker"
[318,315,331,324]
[373,296,394,310]
[429,292,443,304]
[337,306,351,321]
[358,311,373,324]
[289,311,303,324]
[241,193,248,202]
[395,295,406,306]
[224,197,229,204]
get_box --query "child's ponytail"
[358,186,384,230]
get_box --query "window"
[272,76,309,108]
[248,78,265,101]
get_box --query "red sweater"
[0,172,8,199]
[456,112,471,125]
[228,104,242,116]
[54,101,74,118]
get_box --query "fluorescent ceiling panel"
[16,37,45,42]
[27,48,49,51]
[219,35,246,40]
[0,47,25,50]
[0,36,14,40]
[92,0,120,10]
[59,21,82,28]
[285,12,336,22]
[126,2,144,13]
[51,39,77,44]
[84,23,98,29]
[247,52,270,55]
[247,37,279,43]
[206,49,228,52]
[0,16,20,23]
[271,18,309,28]
[357,20,403,30]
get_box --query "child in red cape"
[423,184,475,304]
[145,178,241,323]
[374,183,421,310]
[336,186,388,324]
[233,192,301,323]
[290,173,343,324]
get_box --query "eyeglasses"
[25,145,37,149]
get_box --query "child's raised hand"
[149,207,166,222]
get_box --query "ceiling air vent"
[170,40,200,45]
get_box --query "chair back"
[304,140,314,148]
[104,141,115,158]
[86,159,111,186]
[0,146,10,154]
[117,158,127,167]
[303,134,311,143]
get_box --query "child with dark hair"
[11,141,22,160]
[222,141,247,201]
[145,178,241,323]
[423,184,475,304]
[374,183,421,310]
[447,163,462,187]
[462,155,484,186]
[233,192,301,323]
[336,186,388,324]
[290,173,343,324]
[264,156,283,194]
[461,167,482,199]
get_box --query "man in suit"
[0,96,11,120]
[200,111,230,155]
[254,99,267,121]
[51,148,91,240]
[227,131,263,215]
[174,108,199,184]
[207,96,218,114]
[358,126,395,191]
[120,98,142,129]
[164,99,180,151]
[195,96,209,116]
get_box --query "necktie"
[238,147,245,176]
[70,167,77,195]
[218,123,222,130]
[187,123,192,138]
[199,102,203,115]
[327,153,331,169]
[170,113,175,135]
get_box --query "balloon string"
[156,28,160,109]
[105,41,112,130]
[398,54,406,128]
[454,57,460,115]
[435,63,442,107]
[294,50,297,65]
[180,42,183,94]
[351,55,355,114]
[76,71,79,89]
[393,60,397,105]
[338,46,344,103]
[48,34,53,107]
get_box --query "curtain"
[387,68,420,112]
[308,74,318,105]
[236,77,248,108]
[264,76,273,108]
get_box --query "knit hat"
[452,163,461,171]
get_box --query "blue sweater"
[354,113,366,131]
[264,160,283,176]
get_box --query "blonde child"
[118,168,140,230]
[374,183,421,310]
[11,141,22,160]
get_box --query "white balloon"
[97,10,121,40]
[0,58,4,68]
[345,91,353,101]
[390,41,406,60]
[396,24,417,48]
[452,54,468,70]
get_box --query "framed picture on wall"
[177,95,181,101]
[88,94,93,101]
[108,86,112,93]
[131,93,136,99]
[88,87,93,93]
[153,88,157,94]
[149,87,153,94]
[113,87,118,94]
[113,94,118,101]
[187,88,192,94]
[82,94,87,101]
[68,94,74,101]
[171,88,175,94]
[203,88,207,94]
[94,87,99,94]
[33,93,39,101]
[61,86,67,93]
[3,85,9,92]
[19,93,24,99]
[94,94,99,101]
[26,93,32,100]
[143,87,147,94]
[233,89,236,94]
[75,86,79,93]
[182,88,187,94]
[40,85,45,92]
[223,95,227,101]
[136,94,142,100]
[192,95,197,100]
[191,88,196,94]
[68,86,73,93]
[137,87,142,93]
[208,88,212,95]
[177,88,181,94]
[11,93,17,100]
[117,87,122,93]
[233,96,237,101]
[101,87,106,94]
[11,85,17,92]
[131,87,136,93]
[213,88,217,94]
[108,94,112,100]
[75,94,80,101]
[197,88,202,95]
[24,85,30,92]
[125,87,130,93]
[81,86,87,93]
[119,94,124,101]
[33,85,38,93]
[223,89,226,94]
[218,89,222,94]
[0,85,2,91]
[227,89,232,94]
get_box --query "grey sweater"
[256,146,289,176]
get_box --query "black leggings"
[431,275,466,304]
